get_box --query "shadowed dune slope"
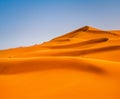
[0,26,120,99]
[0,57,107,75]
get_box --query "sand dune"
[0,57,106,74]
[0,26,120,99]
[42,38,109,48]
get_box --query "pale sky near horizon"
[0,0,120,49]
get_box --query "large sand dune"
[0,26,120,99]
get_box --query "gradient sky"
[0,0,120,49]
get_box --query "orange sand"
[0,26,120,99]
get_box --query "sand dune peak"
[79,25,101,31]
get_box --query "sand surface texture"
[0,26,120,99]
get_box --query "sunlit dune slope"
[0,26,120,99]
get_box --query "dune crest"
[0,26,120,99]
[77,25,102,31]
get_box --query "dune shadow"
[73,45,120,55]
[46,38,108,49]
[0,58,106,75]
[49,45,120,56]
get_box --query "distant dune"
[0,26,120,99]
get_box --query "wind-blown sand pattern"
[0,26,120,99]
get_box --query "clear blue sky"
[0,0,120,49]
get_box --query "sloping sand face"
[0,26,120,99]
